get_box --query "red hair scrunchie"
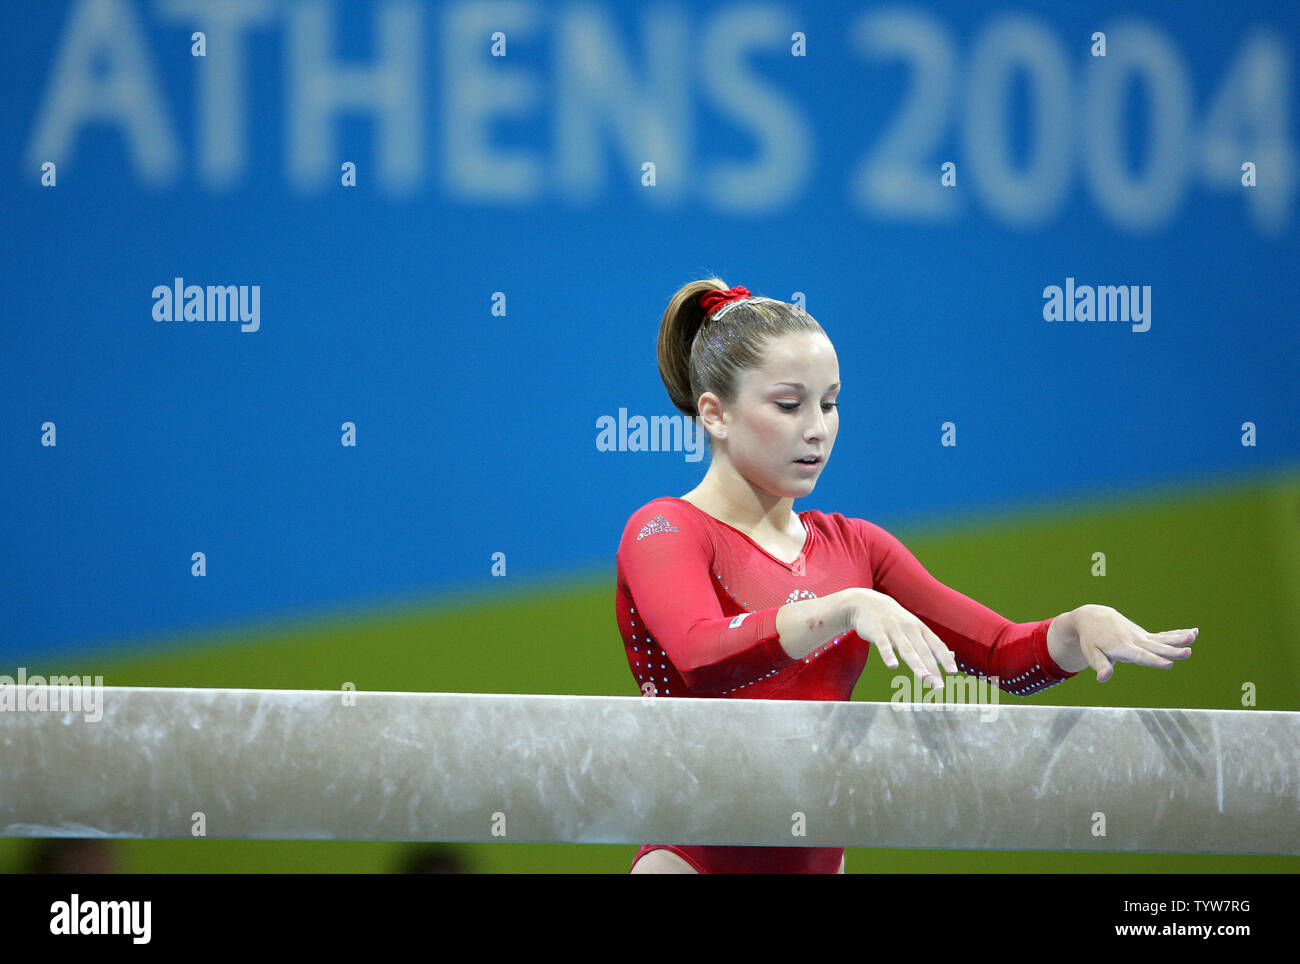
[698,285,751,317]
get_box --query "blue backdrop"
[4,0,1297,661]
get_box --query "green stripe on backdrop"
[4,470,1297,873]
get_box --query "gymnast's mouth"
[794,456,822,463]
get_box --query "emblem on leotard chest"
[636,514,678,540]
[786,588,818,604]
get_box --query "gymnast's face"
[713,331,840,499]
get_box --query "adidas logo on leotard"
[636,514,678,541]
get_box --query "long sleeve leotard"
[615,496,1078,874]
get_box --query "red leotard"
[616,496,1079,874]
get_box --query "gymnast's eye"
[777,401,839,412]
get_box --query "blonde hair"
[656,276,824,419]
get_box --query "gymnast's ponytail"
[656,276,824,420]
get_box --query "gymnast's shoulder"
[801,507,898,547]
[616,496,707,547]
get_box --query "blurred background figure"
[23,838,118,874]
[395,844,473,874]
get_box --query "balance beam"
[0,687,1295,853]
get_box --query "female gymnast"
[618,279,1198,875]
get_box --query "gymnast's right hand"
[847,588,958,689]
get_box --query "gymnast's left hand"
[1069,604,1197,683]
